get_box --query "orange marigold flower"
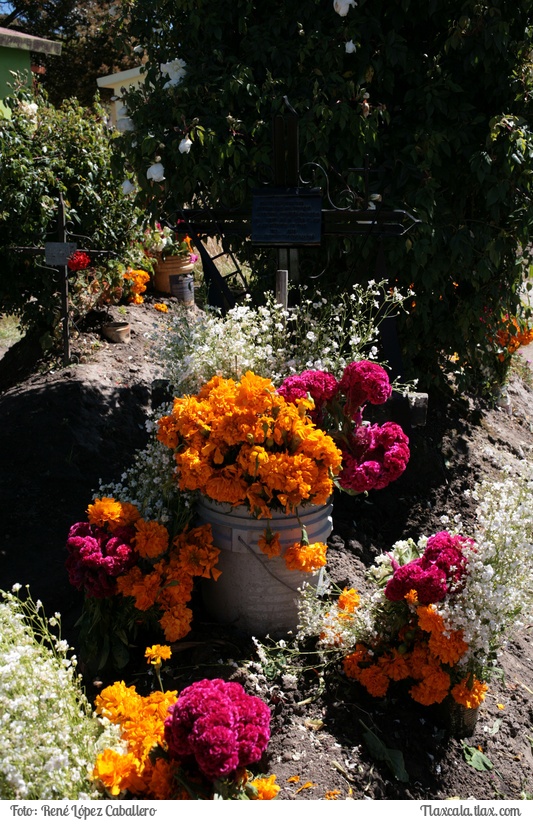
[337,587,360,614]
[382,650,411,682]
[103,497,139,531]
[284,541,327,573]
[156,574,194,609]
[405,643,430,680]
[130,570,161,611]
[119,501,142,526]
[258,527,282,559]
[95,681,141,724]
[428,627,469,666]
[416,604,445,635]
[451,676,488,709]
[357,663,390,698]
[174,524,222,580]
[204,466,248,505]
[147,757,184,800]
[92,749,140,797]
[249,774,281,800]
[145,645,172,666]
[154,303,168,313]
[246,482,273,519]
[116,565,143,598]
[410,664,451,706]
[343,645,372,679]
[157,414,180,450]
[134,519,169,559]
[159,603,193,642]
[87,496,123,528]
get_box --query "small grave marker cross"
[12,193,111,365]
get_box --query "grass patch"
[0,315,23,349]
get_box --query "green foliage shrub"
[0,82,141,336]
[120,0,533,394]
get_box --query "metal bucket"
[196,495,333,637]
[169,273,194,304]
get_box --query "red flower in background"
[67,250,91,271]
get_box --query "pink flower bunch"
[278,370,338,423]
[338,421,410,494]
[65,522,137,598]
[384,531,471,604]
[338,360,392,418]
[278,360,409,495]
[164,678,271,781]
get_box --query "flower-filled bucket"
[196,495,333,637]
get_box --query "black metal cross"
[12,193,111,365]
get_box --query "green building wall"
[0,45,31,117]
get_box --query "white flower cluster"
[153,281,408,396]
[440,466,533,673]
[0,588,121,799]
[97,433,192,529]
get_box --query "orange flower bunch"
[93,681,181,799]
[342,596,488,708]
[495,315,533,360]
[117,523,221,642]
[157,372,342,518]
[69,497,223,659]
[123,267,150,304]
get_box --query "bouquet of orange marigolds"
[122,267,150,304]
[65,496,221,671]
[157,371,342,572]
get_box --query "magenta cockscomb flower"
[65,522,137,598]
[338,422,410,493]
[384,531,471,604]
[164,678,271,781]
[339,360,392,418]
[278,370,338,423]
[384,558,448,604]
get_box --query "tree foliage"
[1,1,138,106]
[118,0,533,393]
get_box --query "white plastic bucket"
[196,495,333,637]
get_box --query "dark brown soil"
[1,297,532,801]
